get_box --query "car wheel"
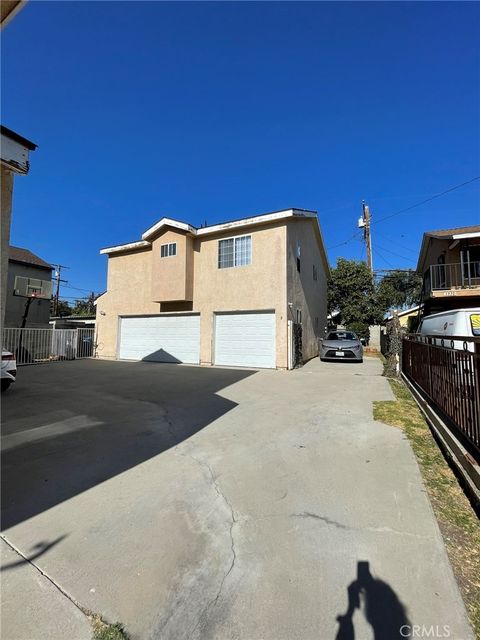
[1,380,12,392]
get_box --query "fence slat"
[2,327,95,365]
[402,335,480,457]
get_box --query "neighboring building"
[96,208,329,369]
[5,246,52,328]
[1,126,37,328]
[50,315,96,329]
[385,305,421,331]
[417,225,480,316]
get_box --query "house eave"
[100,240,151,255]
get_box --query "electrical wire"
[371,176,480,227]
[63,283,96,293]
[326,175,479,252]
[372,246,395,269]
[373,243,415,263]
[327,230,362,250]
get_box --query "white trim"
[100,209,322,256]
[196,209,316,236]
[451,232,480,240]
[142,217,196,240]
[100,240,151,255]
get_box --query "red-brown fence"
[402,334,480,457]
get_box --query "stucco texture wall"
[95,249,160,358]
[151,230,193,302]
[193,222,287,368]
[96,222,289,367]
[1,166,14,330]
[287,219,329,362]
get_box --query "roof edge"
[1,125,37,150]
[100,240,151,255]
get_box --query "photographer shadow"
[336,561,411,640]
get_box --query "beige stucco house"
[1,126,37,329]
[96,208,329,369]
[417,224,480,316]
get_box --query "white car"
[1,350,17,392]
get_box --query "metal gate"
[2,328,96,365]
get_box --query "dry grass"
[373,379,480,637]
[90,615,129,640]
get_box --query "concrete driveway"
[1,358,473,640]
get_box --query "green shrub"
[346,322,370,344]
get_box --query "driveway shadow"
[1,360,256,530]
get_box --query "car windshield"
[326,331,357,341]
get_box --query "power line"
[372,246,395,269]
[371,176,480,227]
[326,175,480,252]
[63,283,96,293]
[374,232,419,255]
[374,243,415,263]
[327,230,362,250]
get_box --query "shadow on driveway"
[1,360,256,530]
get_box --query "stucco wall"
[287,219,329,362]
[96,222,289,367]
[95,248,160,358]
[151,230,193,302]
[193,222,287,368]
[1,166,13,330]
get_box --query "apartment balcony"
[423,261,480,300]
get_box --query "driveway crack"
[181,453,238,633]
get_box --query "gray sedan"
[319,330,363,363]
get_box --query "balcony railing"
[428,261,480,292]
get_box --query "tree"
[376,270,422,312]
[328,258,383,328]
[71,292,96,316]
[50,299,71,317]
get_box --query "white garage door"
[118,315,200,363]
[214,312,276,369]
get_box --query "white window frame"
[218,234,252,269]
[160,242,177,258]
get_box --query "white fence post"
[2,327,95,365]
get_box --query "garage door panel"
[119,315,200,363]
[214,312,276,368]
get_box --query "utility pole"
[52,264,69,316]
[359,201,373,274]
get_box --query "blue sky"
[3,1,479,298]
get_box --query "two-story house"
[5,246,53,328]
[417,224,480,316]
[96,208,329,369]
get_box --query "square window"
[218,235,251,269]
[161,243,177,258]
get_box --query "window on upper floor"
[313,264,317,281]
[218,235,251,269]
[161,242,177,258]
